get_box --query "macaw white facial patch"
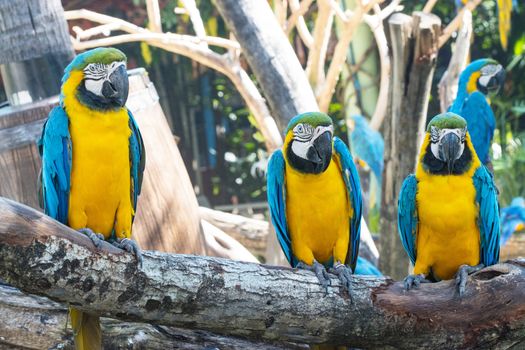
[430,126,467,161]
[478,64,503,88]
[291,123,334,160]
[83,61,126,97]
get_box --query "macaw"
[398,112,499,296]
[500,197,525,246]
[354,256,382,276]
[267,112,362,293]
[348,114,384,209]
[39,47,145,350]
[449,59,505,165]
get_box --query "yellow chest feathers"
[63,70,133,236]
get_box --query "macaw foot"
[113,238,143,267]
[329,262,353,299]
[403,273,430,291]
[455,264,484,297]
[78,228,105,249]
[297,260,331,295]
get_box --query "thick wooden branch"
[1,197,524,348]
[0,284,300,349]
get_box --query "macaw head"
[61,47,128,110]
[422,112,474,175]
[284,112,334,174]
[460,58,505,96]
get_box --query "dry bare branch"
[146,0,162,32]
[317,0,381,112]
[305,0,334,87]
[439,0,482,48]
[438,9,472,112]
[422,0,438,14]
[286,0,314,48]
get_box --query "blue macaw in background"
[349,115,384,209]
[449,59,505,165]
[500,197,525,246]
[355,256,382,276]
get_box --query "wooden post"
[380,12,441,279]
[0,0,74,105]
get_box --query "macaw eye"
[84,63,107,81]
[293,123,314,141]
[461,127,467,142]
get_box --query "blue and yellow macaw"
[267,112,362,293]
[449,59,505,165]
[39,48,145,350]
[349,114,384,209]
[398,113,499,296]
[500,197,525,246]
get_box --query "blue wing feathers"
[333,137,362,270]
[39,106,72,224]
[473,166,500,266]
[398,175,418,265]
[127,110,146,214]
[266,150,294,266]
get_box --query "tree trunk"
[1,197,524,349]
[380,12,441,279]
[0,283,302,350]
[0,0,74,105]
[213,0,319,129]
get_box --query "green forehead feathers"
[427,112,467,131]
[286,112,333,133]
[67,47,127,72]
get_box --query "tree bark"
[1,197,524,349]
[0,0,74,105]
[213,0,319,129]
[0,283,302,350]
[380,12,441,279]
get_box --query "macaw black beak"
[306,131,332,172]
[487,68,506,94]
[102,65,129,107]
[439,132,461,174]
